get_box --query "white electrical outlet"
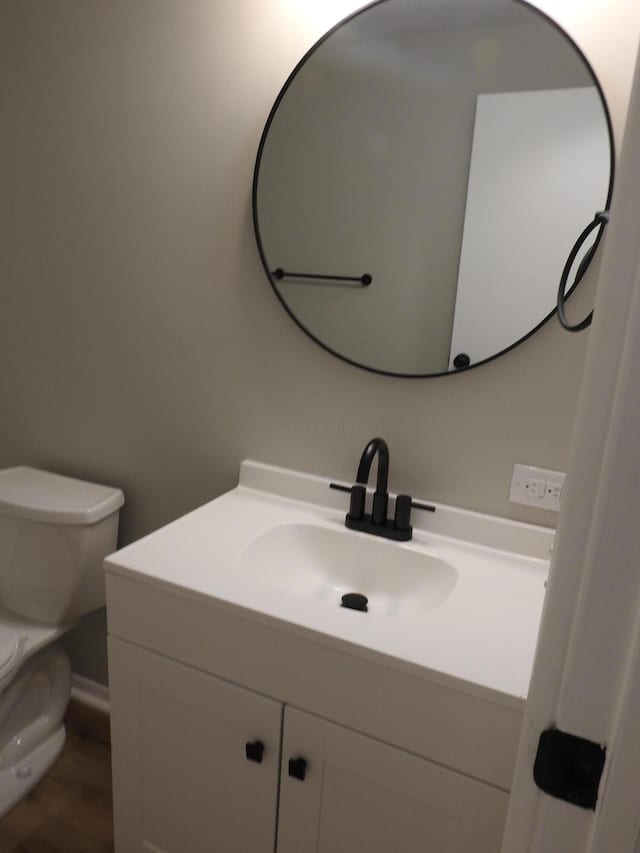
[509,464,565,511]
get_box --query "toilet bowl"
[0,466,123,817]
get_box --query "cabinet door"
[277,707,508,853]
[109,637,282,853]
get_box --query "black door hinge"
[533,728,606,810]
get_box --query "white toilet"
[0,466,123,817]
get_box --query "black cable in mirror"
[557,211,609,332]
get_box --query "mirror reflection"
[254,0,612,377]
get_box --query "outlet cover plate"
[510,464,565,512]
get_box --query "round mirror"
[253,0,613,377]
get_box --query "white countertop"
[105,461,552,706]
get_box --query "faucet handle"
[348,484,366,521]
[329,481,366,521]
[412,500,436,513]
[394,494,437,534]
[394,494,413,533]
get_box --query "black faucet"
[354,437,390,526]
[328,437,435,542]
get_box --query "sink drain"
[341,593,368,612]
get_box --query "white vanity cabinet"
[105,462,550,852]
[277,706,508,853]
[109,631,508,853]
[108,638,282,853]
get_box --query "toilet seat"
[0,629,26,690]
[0,610,64,692]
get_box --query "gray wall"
[1,0,638,684]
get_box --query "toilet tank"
[0,467,124,625]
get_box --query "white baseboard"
[70,674,110,715]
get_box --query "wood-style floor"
[0,720,114,853]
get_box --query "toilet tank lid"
[0,467,124,525]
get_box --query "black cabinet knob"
[288,757,308,781]
[245,740,265,763]
[453,353,471,369]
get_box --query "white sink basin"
[240,522,457,618]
